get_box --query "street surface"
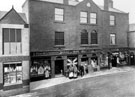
[12,67,135,97]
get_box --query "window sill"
[109,25,116,27]
[1,54,25,57]
[4,82,22,87]
[54,21,65,24]
[80,23,98,26]
[80,44,89,47]
[54,45,65,48]
[81,44,99,47]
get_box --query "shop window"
[55,32,64,45]
[4,62,22,85]
[55,8,64,22]
[81,29,88,44]
[3,28,22,55]
[90,13,97,24]
[91,30,98,44]
[80,11,88,23]
[110,34,116,45]
[30,60,51,81]
[110,15,115,26]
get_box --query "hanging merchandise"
[38,66,44,75]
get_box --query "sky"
[0,0,134,24]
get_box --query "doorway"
[112,55,117,67]
[130,52,135,65]
[55,60,64,76]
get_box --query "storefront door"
[130,52,135,65]
[112,55,117,67]
[55,60,64,76]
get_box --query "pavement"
[10,66,135,97]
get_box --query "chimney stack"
[63,0,69,5]
[104,0,113,10]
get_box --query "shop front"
[30,57,51,82]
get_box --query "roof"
[0,9,27,24]
[98,6,127,13]
[29,0,127,14]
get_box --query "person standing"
[80,64,84,77]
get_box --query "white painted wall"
[0,24,29,56]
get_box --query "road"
[28,70,135,97]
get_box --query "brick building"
[22,0,129,82]
[0,7,30,96]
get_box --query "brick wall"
[26,0,128,51]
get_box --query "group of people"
[66,63,88,79]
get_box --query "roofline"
[101,9,129,14]
[0,7,27,24]
[22,0,29,8]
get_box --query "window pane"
[55,8,64,21]
[90,19,96,24]
[3,28,10,42]
[4,63,22,85]
[11,43,16,54]
[10,29,15,42]
[91,31,98,44]
[55,32,64,45]
[110,15,115,20]
[80,12,87,17]
[90,13,96,18]
[110,34,116,45]
[16,43,21,54]
[80,12,87,23]
[80,18,87,23]
[55,15,63,21]
[55,8,64,15]
[110,21,115,25]
[17,72,22,83]
[81,30,88,44]
[16,29,21,42]
[16,63,22,71]
[4,43,10,54]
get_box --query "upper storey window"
[91,30,98,44]
[55,31,64,45]
[110,34,116,45]
[55,8,64,22]
[3,28,22,55]
[110,15,115,26]
[80,12,88,23]
[81,29,88,45]
[90,13,97,24]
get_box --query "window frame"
[81,29,88,45]
[110,15,115,26]
[91,30,98,45]
[110,33,116,45]
[80,11,88,24]
[90,13,97,24]
[3,62,22,86]
[55,31,64,46]
[54,8,64,22]
[3,28,22,55]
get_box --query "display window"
[100,54,108,67]
[4,62,22,86]
[30,59,51,79]
[119,52,127,65]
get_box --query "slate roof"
[31,0,127,13]
[98,6,127,13]
[0,8,27,24]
